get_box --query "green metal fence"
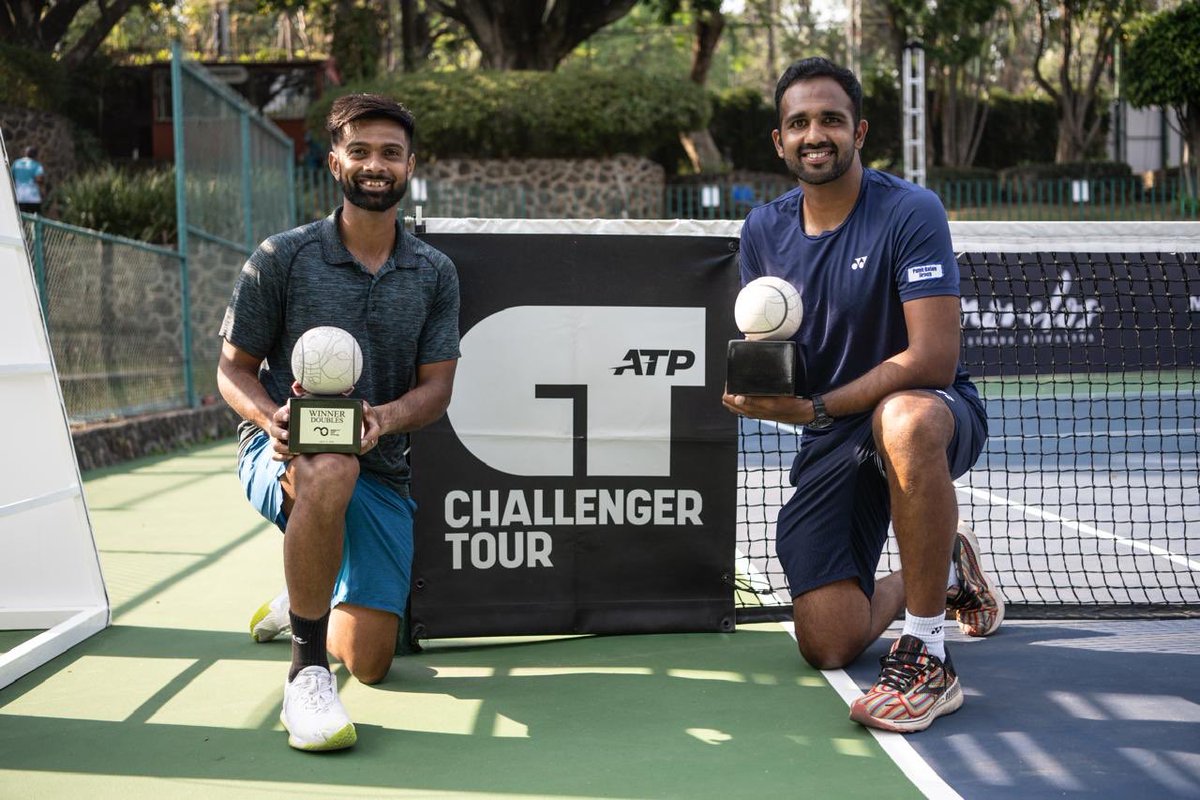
[17,48,297,423]
[297,167,1199,222]
[171,41,295,406]
[22,214,189,422]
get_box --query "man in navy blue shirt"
[723,57,1003,733]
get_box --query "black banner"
[409,233,741,639]
[960,251,1200,375]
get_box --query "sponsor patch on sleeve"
[907,263,944,282]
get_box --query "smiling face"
[328,118,415,213]
[772,76,867,187]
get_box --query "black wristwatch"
[808,393,834,429]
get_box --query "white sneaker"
[249,590,290,643]
[280,666,357,751]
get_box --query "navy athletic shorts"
[775,385,988,599]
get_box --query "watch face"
[808,415,833,429]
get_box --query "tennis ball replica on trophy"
[726,277,803,396]
[288,326,365,454]
[734,276,803,341]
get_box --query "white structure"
[0,134,109,690]
[902,42,927,187]
[1111,103,1185,174]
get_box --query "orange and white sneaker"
[849,635,963,733]
[946,521,1006,637]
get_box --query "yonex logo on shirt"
[908,263,944,282]
[851,256,868,271]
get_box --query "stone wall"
[422,154,666,218]
[0,105,77,200]
[72,405,242,472]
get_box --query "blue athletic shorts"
[237,431,416,617]
[775,386,988,600]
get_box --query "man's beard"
[341,173,408,212]
[784,143,855,186]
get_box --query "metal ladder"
[902,42,927,187]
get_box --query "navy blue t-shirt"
[739,168,978,401]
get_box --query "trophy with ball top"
[288,326,364,454]
[726,276,804,396]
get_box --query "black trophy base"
[288,396,363,454]
[726,339,797,396]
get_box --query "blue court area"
[735,382,1200,797]
[737,383,1200,611]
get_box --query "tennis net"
[736,222,1200,619]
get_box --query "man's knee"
[793,580,872,670]
[328,604,398,685]
[344,649,393,685]
[290,452,359,485]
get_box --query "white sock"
[946,559,960,591]
[902,611,946,661]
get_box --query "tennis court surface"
[1,440,1197,799]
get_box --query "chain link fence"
[22,215,187,422]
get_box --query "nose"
[802,122,828,145]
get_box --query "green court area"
[0,441,925,799]
[974,368,1198,399]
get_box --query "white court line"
[955,483,1200,572]
[989,427,1199,442]
[754,419,1199,572]
[735,552,961,800]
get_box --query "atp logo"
[851,256,868,271]
[612,349,696,376]
[448,306,706,477]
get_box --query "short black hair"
[23,146,37,159]
[326,93,416,148]
[774,57,863,126]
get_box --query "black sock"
[288,609,330,682]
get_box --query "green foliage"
[0,44,68,112]
[1124,1,1200,111]
[861,73,901,173]
[1000,161,1132,181]
[57,165,177,245]
[708,87,782,174]
[927,166,998,182]
[972,91,1058,169]
[307,67,709,160]
[331,3,383,82]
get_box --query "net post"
[30,213,47,320]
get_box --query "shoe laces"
[294,668,337,711]
[876,645,933,692]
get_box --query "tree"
[888,0,1012,168]
[1123,0,1200,199]
[0,0,154,69]
[1033,0,1141,163]
[427,0,640,70]
[646,0,728,172]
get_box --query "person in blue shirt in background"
[723,57,1004,733]
[12,147,46,215]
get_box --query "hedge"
[307,67,710,161]
[0,44,68,112]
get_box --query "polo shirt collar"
[319,206,410,270]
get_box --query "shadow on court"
[0,623,922,799]
[848,619,1200,799]
[0,440,921,800]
